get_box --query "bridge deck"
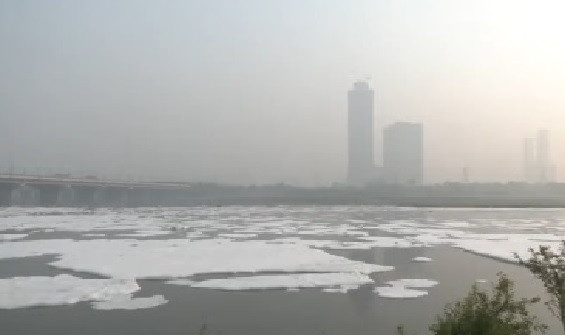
[0,174,188,189]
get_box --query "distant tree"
[396,324,405,334]
[516,241,565,332]
[429,272,546,334]
[198,323,207,334]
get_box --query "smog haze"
[2,0,565,186]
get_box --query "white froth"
[322,287,348,293]
[218,233,258,238]
[0,239,393,278]
[117,231,171,238]
[359,236,413,248]
[91,295,167,310]
[3,206,565,296]
[374,278,438,299]
[385,279,438,288]
[191,272,373,290]
[166,279,195,286]
[0,274,147,309]
[442,221,472,228]
[374,286,428,298]
[453,236,563,262]
[412,256,432,262]
[0,233,28,240]
[270,236,412,250]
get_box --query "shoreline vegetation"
[427,242,565,334]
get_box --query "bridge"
[0,174,191,207]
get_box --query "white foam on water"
[385,279,438,288]
[359,236,414,248]
[0,274,150,309]
[117,231,171,238]
[381,225,565,264]
[0,233,28,240]
[409,234,452,246]
[322,241,388,250]
[4,206,565,283]
[0,239,393,278]
[412,256,432,262]
[322,287,348,293]
[374,278,438,299]
[321,284,360,293]
[269,236,413,250]
[0,208,184,234]
[165,279,195,286]
[0,239,71,259]
[346,219,369,224]
[296,229,334,235]
[218,233,258,238]
[191,272,373,290]
[185,232,207,239]
[91,294,167,310]
[452,235,564,262]
[374,286,428,298]
[442,221,472,228]
[342,230,370,237]
[83,233,106,237]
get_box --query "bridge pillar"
[143,188,166,207]
[11,184,40,207]
[37,184,60,207]
[74,186,97,207]
[93,187,107,207]
[129,188,155,207]
[98,187,125,207]
[56,184,76,207]
[91,187,135,207]
[137,188,154,207]
[0,182,16,207]
[119,188,131,207]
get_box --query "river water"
[1,206,564,334]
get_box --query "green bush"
[516,241,565,332]
[430,272,547,334]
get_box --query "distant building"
[523,138,536,183]
[462,167,469,183]
[347,81,375,185]
[523,129,554,183]
[383,122,423,185]
[536,129,550,183]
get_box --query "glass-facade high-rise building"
[383,122,423,185]
[347,81,375,185]
[524,129,554,183]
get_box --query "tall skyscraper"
[537,129,549,183]
[523,129,554,183]
[347,81,375,185]
[383,122,423,185]
[523,138,535,182]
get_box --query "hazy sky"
[1,0,565,186]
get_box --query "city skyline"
[1,0,564,186]
[3,2,565,335]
